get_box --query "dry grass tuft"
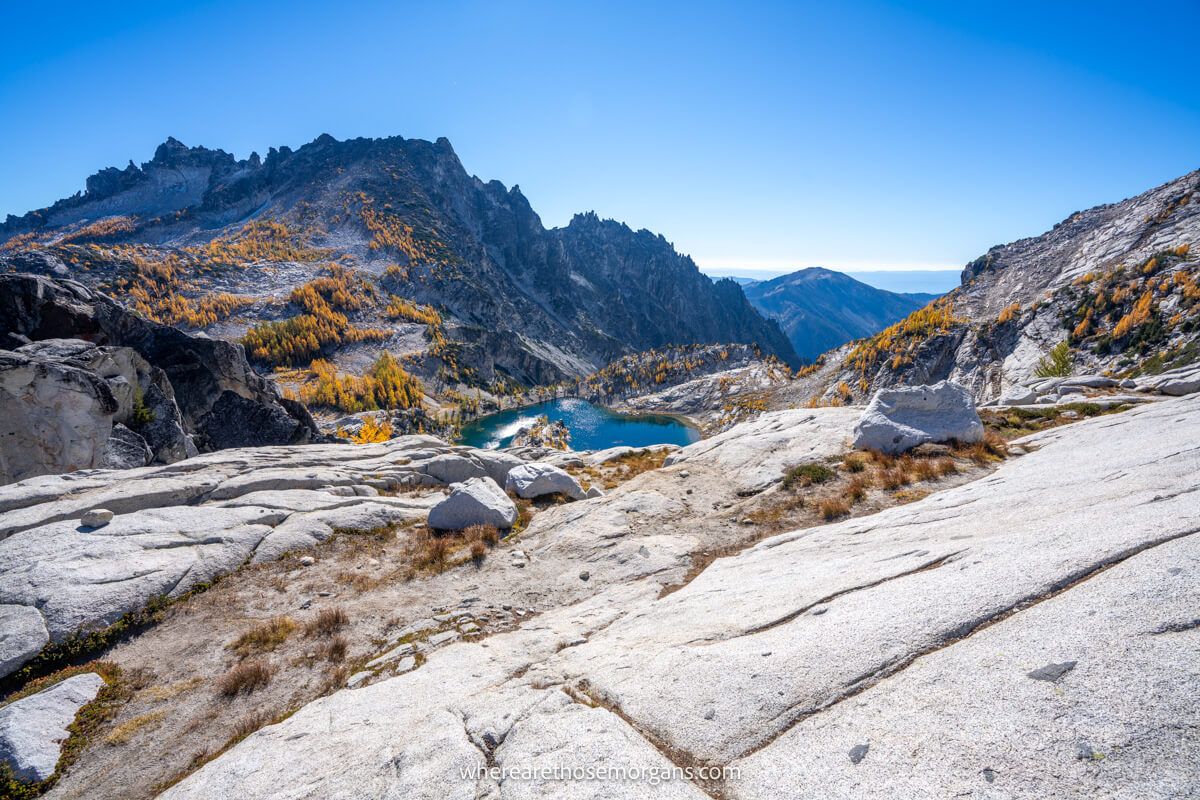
[469,539,488,564]
[104,711,166,745]
[934,457,958,477]
[817,497,851,520]
[218,659,273,697]
[844,475,870,502]
[912,459,937,482]
[842,454,868,473]
[319,635,348,662]
[600,449,669,489]
[957,431,1009,464]
[463,524,500,546]
[227,616,297,657]
[878,466,910,490]
[411,531,451,573]
[305,607,349,638]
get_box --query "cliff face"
[796,170,1200,403]
[1,135,798,392]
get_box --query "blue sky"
[2,0,1197,278]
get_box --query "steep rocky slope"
[0,273,318,484]
[743,267,935,361]
[795,170,1200,404]
[0,135,797,409]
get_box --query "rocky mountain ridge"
[0,135,797,406]
[789,169,1200,405]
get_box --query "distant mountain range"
[742,268,938,361]
[706,269,961,295]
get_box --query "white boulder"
[419,454,488,485]
[1139,365,1200,397]
[999,385,1039,406]
[853,381,984,454]
[0,672,105,782]
[427,477,518,530]
[80,508,114,528]
[504,462,585,501]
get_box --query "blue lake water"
[457,398,701,451]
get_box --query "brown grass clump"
[878,467,910,490]
[817,498,851,520]
[957,431,1009,464]
[844,476,870,502]
[934,457,958,477]
[411,531,451,572]
[469,540,488,564]
[219,659,273,697]
[463,524,500,546]
[319,635,348,662]
[104,711,166,745]
[305,607,349,637]
[227,616,297,657]
[600,449,669,489]
[912,459,937,482]
[335,569,375,592]
[842,454,868,473]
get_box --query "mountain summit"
[743,267,937,361]
[0,134,798,395]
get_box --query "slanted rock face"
[0,434,534,679]
[0,672,105,782]
[157,395,1200,800]
[504,462,585,500]
[0,273,318,451]
[0,350,118,483]
[0,274,320,483]
[853,381,983,454]
[427,476,518,530]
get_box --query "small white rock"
[299,556,316,567]
[80,508,113,528]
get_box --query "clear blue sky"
[2,0,1197,275]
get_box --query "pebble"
[80,508,113,528]
[346,671,372,689]
[579,571,590,581]
[299,556,316,567]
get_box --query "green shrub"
[1033,341,1072,378]
[782,463,837,490]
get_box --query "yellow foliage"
[196,219,329,265]
[58,216,137,244]
[350,416,393,444]
[242,267,388,366]
[1112,291,1153,339]
[1175,243,1191,257]
[386,295,442,325]
[1072,310,1093,340]
[997,303,1020,324]
[847,298,960,377]
[298,353,424,412]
